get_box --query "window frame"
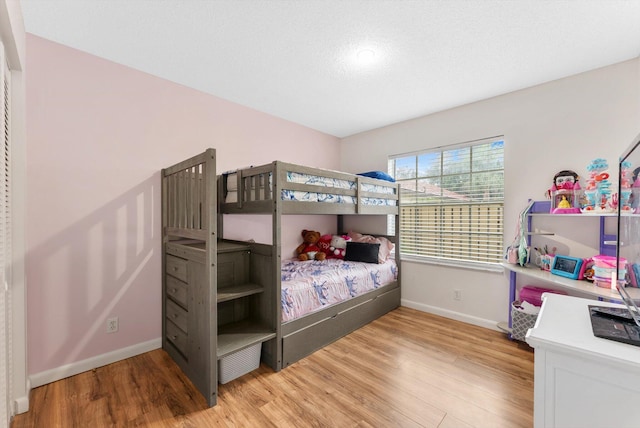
[389,137,505,271]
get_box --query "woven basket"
[511,300,539,342]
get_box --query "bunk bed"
[162,150,401,407]
[219,160,401,370]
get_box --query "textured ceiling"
[20,0,640,137]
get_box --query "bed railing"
[162,149,217,241]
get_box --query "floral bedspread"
[280,258,398,322]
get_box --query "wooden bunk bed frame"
[219,160,401,371]
[161,151,401,407]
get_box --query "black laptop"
[588,285,640,347]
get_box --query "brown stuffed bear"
[296,229,327,261]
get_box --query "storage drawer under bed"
[281,286,400,367]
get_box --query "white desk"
[526,293,640,428]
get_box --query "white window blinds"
[389,137,504,265]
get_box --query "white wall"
[340,58,640,328]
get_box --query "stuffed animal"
[318,234,332,257]
[296,229,327,261]
[329,234,351,259]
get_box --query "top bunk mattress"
[221,162,399,213]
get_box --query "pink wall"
[25,34,340,375]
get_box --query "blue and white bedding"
[280,258,398,323]
[224,170,396,205]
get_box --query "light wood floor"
[12,307,534,428]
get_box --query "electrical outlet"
[106,317,119,333]
[453,290,462,301]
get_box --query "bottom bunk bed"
[217,238,401,373]
[274,235,400,370]
[279,262,400,368]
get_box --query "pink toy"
[317,234,333,257]
[548,170,581,214]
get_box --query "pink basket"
[592,255,626,269]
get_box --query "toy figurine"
[632,166,640,213]
[618,160,633,212]
[557,195,571,209]
[582,158,633,214]
[548,170,581,214]
[583,158,613,213]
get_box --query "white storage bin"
[218,343,261,384]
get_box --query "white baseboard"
[13,378,30,415]
[29,338,161,389]
[401,299,502,332]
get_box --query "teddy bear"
[328,234,351,259]
[296,229,327,261]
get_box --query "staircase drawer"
[166,255,188,282]
[166,275,188,308]
[166,299,188,333]
[166,319,188,357]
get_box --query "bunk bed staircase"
[162,149,277,407]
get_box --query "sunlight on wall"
[136,193,145,256]
[116,205,127,279]
[87,223,104,309]
[60,250,154,366]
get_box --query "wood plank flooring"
[12,307,534,427]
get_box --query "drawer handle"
[172,313,179,318]
[173,267,179,271]
[170,288,177,294]
[171,335,178,340]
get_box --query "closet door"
[0,40,12,428]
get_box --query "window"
[389,137,504,266]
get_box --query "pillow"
[348,231,395,263]
[356,171,395,182]
[344,242,380,264]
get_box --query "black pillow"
[344,242,380,263]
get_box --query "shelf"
[217,283,263,303]
[502,262,640,301]
[217,320,276,359]
[217,241,250,254]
